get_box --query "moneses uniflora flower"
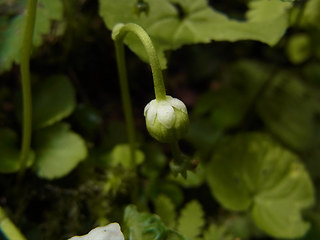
[144,95,189,143]
[68,223,124,240]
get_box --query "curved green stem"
[112,23,168,201]
[112,23,167,166]
[0,207,27,240]
[112,23,166,101]
[19,0,38,175]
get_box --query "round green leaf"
[207,133,314,238]
[33,122,87,179]
[0,128,34,173]
[32,75,76,129]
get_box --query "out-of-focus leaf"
[256,72,320,151]
[172,162,205,188]
[286,34,311,64]
[303,147,320,178]
[207,133,314,238]
[124,205,187,240]
[186,118,222,157]
[70,103,102,140]
[109,144,144,168]
[302,212,320,240]
[203,223,233,240]
[0,0,63,73]
[301,0,320,29]
[177,200,205,240]
[99,0,292,68]
[32,0,63,46]
[32,75,76,129]
[149,181,184,207]
[154,194,176,228]
[0,128,34,173]
[141,143,166,178]
[193,60,270,130]
[33,122,87,179]
[224,214,261,240]
[0,15,24,73]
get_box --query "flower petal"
[167,97,187,113]
[157,101,175,128]
[68,223,124,240]
[145,100,158,125]
[144,102,151,116]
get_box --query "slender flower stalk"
[0,207,27,240]
[114,40,136,164]
[112,23,192,178]
[19,0,38,176]
[112,23,168,166]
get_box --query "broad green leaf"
[256,72,320,151]
[33,122,87,179]
[0,0,63,73]
[154,194,176,228]
[177,200,205,240]
[99,0,292,68]
[32,75,76,129]
[0,128,34,173]
[124,205,187,240]
[110,144,145,168]
[207,133,314,238]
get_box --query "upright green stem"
[112,23,166,101]
[0,207,27,240]
[19,0,38,175]
[114,41,136,164]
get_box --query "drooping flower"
[144,95,189,143]
[68,223,124,240]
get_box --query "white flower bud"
[68,223,124,240]
[144,95,189,143]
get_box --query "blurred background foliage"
[0,0,320,239]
